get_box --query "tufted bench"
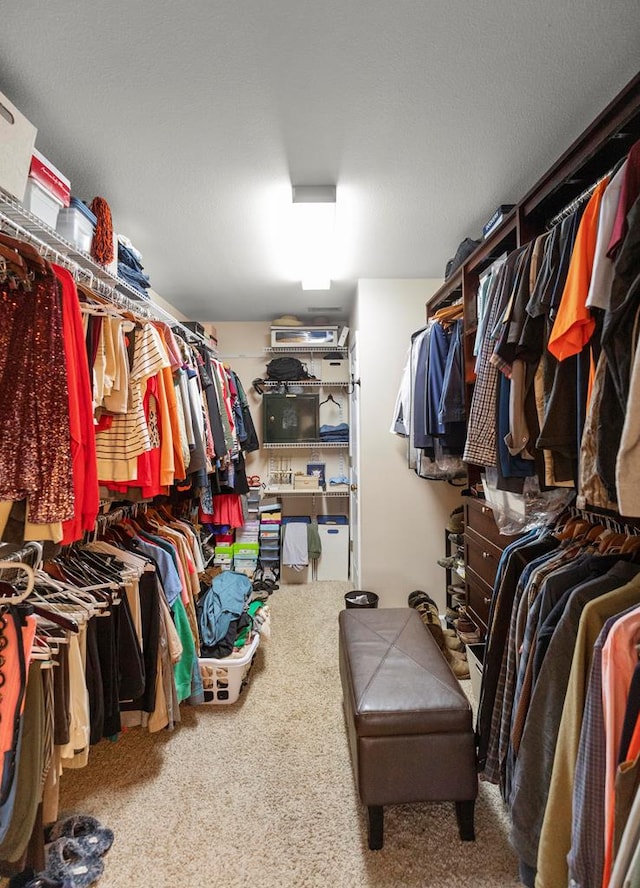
[338,607,478,850]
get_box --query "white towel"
[282,523,309,570]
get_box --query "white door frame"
[348,333,361,588]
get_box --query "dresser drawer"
[465,526,502,589]
[466,567,492,630]
[465,497,513,549]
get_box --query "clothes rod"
[0,204,210,349]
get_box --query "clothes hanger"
[0,232,48,274]
[598,532,628,554]
[34,569,111,614]
[0,243,31,281]
[553,513,582,539]
[319,392,342,408]
[0,561,36,603]
[432,302,464,324]
[620,533,640,555]
[31,601,79,634]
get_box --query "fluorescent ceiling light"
[291,185,336,291]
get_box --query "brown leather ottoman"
[338,607,478,849]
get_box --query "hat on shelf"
[272,314,303,326]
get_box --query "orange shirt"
[548,177,610,361]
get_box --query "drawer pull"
[483,596,491,605]
[481,506,489,514]
[482,551,491,559]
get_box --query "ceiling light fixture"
[291,185,336,291]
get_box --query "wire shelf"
[262,488,349,497]
[262,379,350,387]
[0,190,211,348]
[262,442,349,449]
[265,345,348,354]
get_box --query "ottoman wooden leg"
[455,800,476,841]
[367,805,384,850]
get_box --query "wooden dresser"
[463,497,520,635]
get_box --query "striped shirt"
[96,323,170,482]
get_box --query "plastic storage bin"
[22,177,63,228]
[198,634,260,704]
[56,197,97,253]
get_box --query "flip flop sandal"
[261,578,279,593]
[45,838,105,888]
[47,815,114,857]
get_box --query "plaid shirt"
[567,618,615,888]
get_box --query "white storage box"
[270,326,338,348]
[0,91,37,201]
[29,148,70,206]
[199,633,260,704]
[56,197,97,253]
[316,516,349,581]
[466,642,485,703]
[22,177,63,228]
[321,355,349,383]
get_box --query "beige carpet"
[58,582,521,887]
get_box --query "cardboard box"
[29,148,70,206]
[0,91,37,201]
[294,474,320,491]
[320,355,349,383]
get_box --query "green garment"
[234,600,264,648]
[307,521,322,560]
[172,597,197,703]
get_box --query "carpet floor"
[58,582,522,887]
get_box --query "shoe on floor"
[447,505,465,535]
[448,647,468,661]
[447,656,470,680]
[437,555,462,570]
[458,627,483,645]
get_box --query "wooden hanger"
[555,516,589,540]
[433,303,464,323]
[620,534,640,555]
[0,245,30,286]
[0,232,48,273]
[598,531,628,554]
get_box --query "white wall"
[353,279,464,610]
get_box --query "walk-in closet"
[0,5,639,887]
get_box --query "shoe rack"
[442,527,466,631]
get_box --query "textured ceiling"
[1,1,639,322]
